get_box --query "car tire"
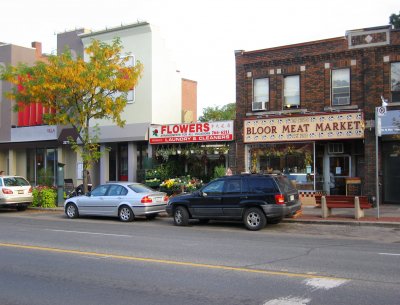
[145,213,158,220]
[118,205,134,222]
[243,207,266,231]
[16,205,28,211]
[173,206,189,226]
[65,203,79,219]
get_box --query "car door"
[77,184,110,215]
[105,184,128,216]
[190,180,225,217]
[221,178,244,217]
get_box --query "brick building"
[235,25,400,204]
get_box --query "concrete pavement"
[284,203,400,227]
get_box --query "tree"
[198,102,236,122]
[390,12,400,29]
[1,38,143,192]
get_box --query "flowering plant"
[32,185,57,208]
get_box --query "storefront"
[378,109,400,204]
[243,112,365,199]
[149,121,234,182]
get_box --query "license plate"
[289,195,294,201]
[18,190,24,194]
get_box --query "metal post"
[375,132,380,218]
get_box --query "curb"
[282,218,400,228]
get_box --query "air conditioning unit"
[328,143,344,154]
[335,96,350,105]
[252,101,267,111]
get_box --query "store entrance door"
[328,155,350,195]
[383,142,400,204]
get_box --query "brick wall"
[235,27,400,198]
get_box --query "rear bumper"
[131,203,167,216]
[261,200,302,218]
[0,196,33,205]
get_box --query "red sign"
[149,121,234,144]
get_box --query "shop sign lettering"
[150,121,234,144]
[244,112,364,143]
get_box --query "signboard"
[244,112,364,143]
[149,121,234,144]
[376,109,400,136]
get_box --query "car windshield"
[128,184,154,193]
[3,177,30,187]
[275,176,297,193]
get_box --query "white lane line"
[263,297,311,305]
[304,278,349,290]
[379,253,400,256]
[44,229,132,238]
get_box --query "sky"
[1,0,398,117]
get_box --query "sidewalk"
[284,203,400,227]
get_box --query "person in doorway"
[87,171,93,192]
[329,172,336,195]
[225,167,233,176]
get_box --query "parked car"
[64,182,168,222]
[166,173,301,231]
[0,175,33,211]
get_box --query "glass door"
[329,155,350,195]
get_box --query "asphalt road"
[0,209,399,305]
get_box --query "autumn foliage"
[1,38,143,191]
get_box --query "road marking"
[263,297,311,305]
[44,229,132,238]
[379,253,400,256]
[0,242,348,281]
[304,278,349,290]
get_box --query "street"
[0,209,399,305]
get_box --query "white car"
[0,175,33,211]
[64,182,168,222]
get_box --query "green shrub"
[32,186,57,208]
[213,165,226,179]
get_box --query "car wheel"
[145,213,158,220]
[65,203,79,219]
[243,207,266,231]
[119,205,134,222]
[16,206,27,211]
[173,206,189,226]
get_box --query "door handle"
[240,196,248,199]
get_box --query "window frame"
[390,62,400,103]
[331,68,350,106]
[252,77,269,111]
[283,75,300,109]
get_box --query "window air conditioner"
[252,101,266,111]
[335,96,350,105]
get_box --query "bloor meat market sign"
[244,112,364,143]
[149,121,234,144]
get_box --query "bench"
[315,195,372,219]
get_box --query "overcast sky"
[1,0,398,117]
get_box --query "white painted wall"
[80,22,181,128]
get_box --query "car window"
[248,178,276,193]
[107,185,127,196]
[224,179,241,193]
[203,180,224,195]
[275,176,297,193]
[0,178,2,186]
[91,185,109,196]
[128,184,154,193]
[4,177,30,187]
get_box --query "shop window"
[391,62,400,102]
[253,78,269,111]
[283,75,300,109]
[332,68,350,106]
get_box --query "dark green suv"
[166,174,301,231]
